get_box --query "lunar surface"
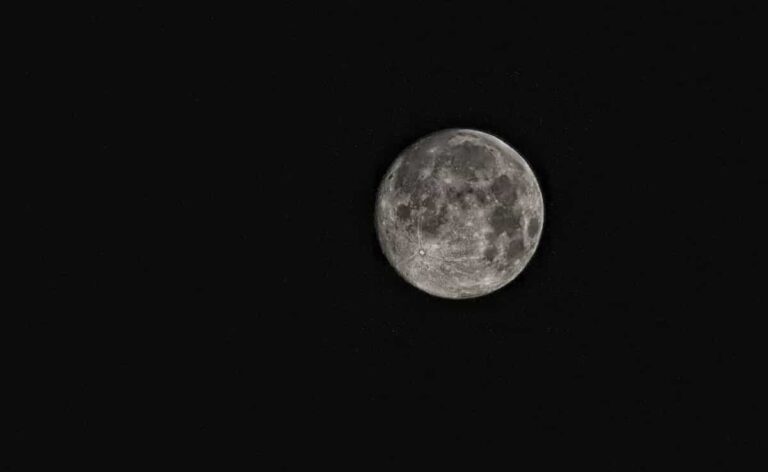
[375,129,544,299]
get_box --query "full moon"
[375,129,544,299]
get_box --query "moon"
[375,129,544,299]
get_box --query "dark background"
[17,2,765,469]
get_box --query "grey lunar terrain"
[376,129,544,299]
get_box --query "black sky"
[17,2,766,469]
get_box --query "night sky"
[17,2,765,469]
